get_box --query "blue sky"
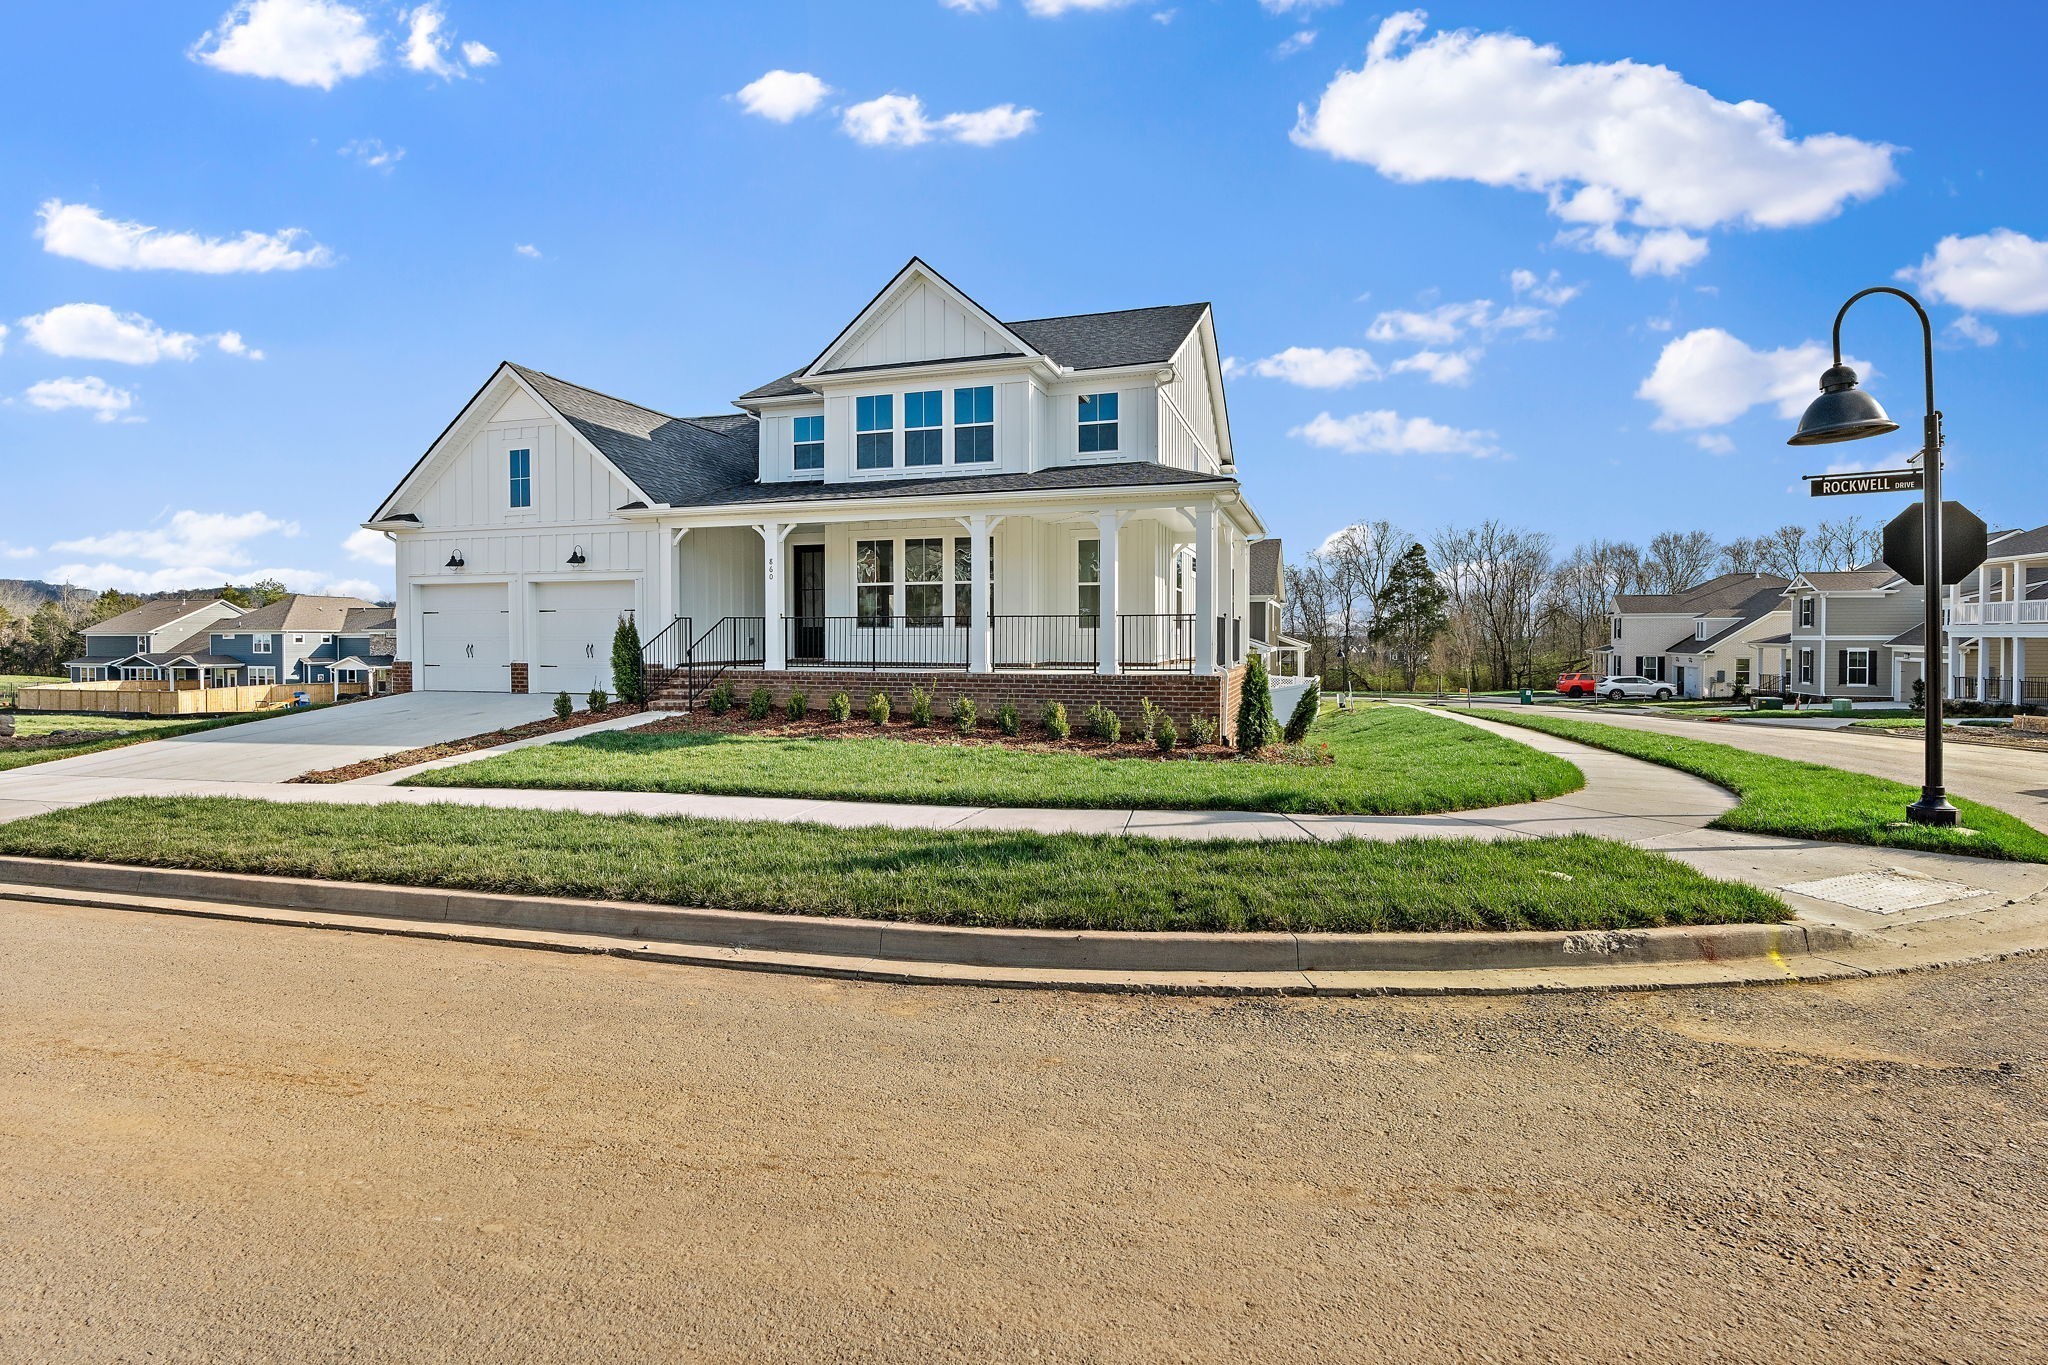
[4,1,2044,599]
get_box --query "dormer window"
[954,386,994,464]
[905,391,943,468]
[792,416,823,472]
[856,396,894,470]
[509,448,533,509]
[1799,596,1814,628]
[1078,393,1118,454]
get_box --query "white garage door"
[419,583,511,692]
[534,580,636,695]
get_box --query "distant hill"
[0,579,94,619]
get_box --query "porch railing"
[1752,673,1790,696]
[637,615,767,707]
[1117,614,1195,672]
[785,616,969,671]
[992,615,1097,671]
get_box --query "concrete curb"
[0,855,1858,983]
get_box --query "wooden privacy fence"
[12,681,358,716]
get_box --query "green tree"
[245,577,289,606]
[87,589,141,624]
[26,603,78,675]
[1370,543,1451,692]
[611,613,646,707]
[1236,652,1275,752]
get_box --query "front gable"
[805,260,1041,379]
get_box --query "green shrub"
[868,691,892,726]
[1155,716,1178,753]
[1041,699,1070,741]
[1086,701,1122,744]
[586,688,610,711]
[1281,678,1321,745]
[1188,714,1218,747]
[610,614,646,708]
[827,691,853,724]
[706,681,734,716]
[995,700,1021,737]
[1237,653,1275,753]
[747,686,774,721]
[1138,696,1163,742]
[909,684,934,727]
[786,689,808,721]
[951,694,978,734]
[553,691,574,722]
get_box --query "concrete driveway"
[0,693,555,817]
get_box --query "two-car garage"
[416,580,637,693]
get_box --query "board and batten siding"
[1156,328,1223,474]
[825,278,1016,372]
[398,401,638,532]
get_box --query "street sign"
[1806,468,1924,497]
[1883,501,1988,586]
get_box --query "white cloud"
[1694,433,1735,455]
[1947,314,1999,347]
[189,0,382,89]
[1387,348,1475,385]
[342,527,396,565]
[1367,297,1554,346]
[842,94,1038,147]
[24,377,141,423]
[20,304,199,364]
[941,0,1000,9]
[215,332,265,360]
[0,543,39,561]
[1274,29,1316,57]
[1260,0,1339,10]
[37,200,334,274]
[46,510,382,597]
[461,39,496,67]
[1237,346,1380,388]
[52,511,299,568]
[1900,229,2048,314]
[513,243,542,259]
[0,323,9,356]
[1293,10,1898,276]
[1291,409,1498,457]
[401,5,467,79]
[1509,267,1579,307]
[1636,327,1852,431]
[736,69,833,123]
[340,137,404,171]
[1022,0,1143,13]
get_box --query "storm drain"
[1779,870,1989,915]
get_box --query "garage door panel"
[420,583,510,692]
[534,581,635,695]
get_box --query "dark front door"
[793,544,825,661]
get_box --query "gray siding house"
[206,596,395,689]
[1602,573,1789,697]
[66,598,246,682]
[1754,569,1922,701]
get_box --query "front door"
[793,545,825,661]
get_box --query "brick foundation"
[657,669,1239,734]
[510,663,530,694]
[390,661,413,695]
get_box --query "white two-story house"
[364,259,1266,724]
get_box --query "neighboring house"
[1600,573,1789,698]
[1246,538,1307,677]
[207,595,395,691]
[1944,522,2048,705]
[65,598,246,682]
[363,258,1266,723]
[1752,568,1921,701]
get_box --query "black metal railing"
[2024,680,2048,705]
[992,614,1098,671]
[1117,614,1195,672]
[1751,673,1790,696]
[1952,676,1979,701]
[636,615,691,701]
[687,616,766,701]
[785,616,969,671]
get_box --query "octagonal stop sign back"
[1883,501,1989,586]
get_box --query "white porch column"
[1231,527,1251,667]
[2017,637,2029,705]
[760,521,786,670]
[1096,510,1122,675]
[1976,634,1989,701]
[1192,505,1217,676]
[968,514,992,674]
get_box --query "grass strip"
[1477,710,2048,864]
[405,705,1584,816]
[0,796,1787,933]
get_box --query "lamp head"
[1787,363,1899,446]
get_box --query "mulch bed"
[291,704,645,784]
[0,730,120,752]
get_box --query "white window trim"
[1799,597,1815,628]
[251,635,272,654]
[792,414,825,477]
[903,390,945,471]
[1798,648,1815,685]
[1076,392,1120,459]
[952,385,995,467]
[1843,648,1873,687]
[508,446,534,511]
[247,666,278,686]
[855,395,896,475]
[1078,536,1102,626]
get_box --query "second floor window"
[1078,393,1118,454]
[509,448,532,508]
[954,386,994,463]
[1078,538,1101,628]
[252,636,272,654]
[857,395,894,469]
[1799,597,1814,628]
[793,415,823,472]
[904,391,943,468]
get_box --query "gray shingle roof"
[1615,572,1790,614]
[228,594,381,633]
[1249,538,1283,599]
[736,370,815,402]
[1798,569,1902,591]
[508,364,761,507]
[1889,623,1926,648]
[82,598,238,637]
[679,461,1234,510]
[1987,522,2048,559]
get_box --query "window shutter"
[1838,650,1848,689]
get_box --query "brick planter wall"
[656,670,1236,732]
[390,661,413,695]
[510,663,530,694]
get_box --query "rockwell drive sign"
[1806,468,1924,497]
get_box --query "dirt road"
[4,900,2045,1362]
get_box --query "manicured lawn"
[0,797,1788,933]
[404,705,1585,816]
[1478,710,2048,864]
[0,708,312,773]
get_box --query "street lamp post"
[1786,285,1959,827]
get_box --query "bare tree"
[1545,543,1621,667]
[1282,558,1337,682]
[1813,515,1882,571]
[1717,535,1774,575]
[1318,520,1406,689]
[1434,521,1552,688]
[1643,530,1720,594]
[1762,524,1812,579]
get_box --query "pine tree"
[611,613,646,707]
[1236,651,1275,752]
[1369,544,1451,692]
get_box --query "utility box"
[1754,697,1784,711]
[1520,689,1533,705]
[1831,698,1854,716]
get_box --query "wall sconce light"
[567,546,587,566]
[445,551,465,570]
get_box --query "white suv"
[1597,675,1674,701]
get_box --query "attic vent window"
[509,448,533,509]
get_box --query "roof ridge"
[509,362,756,451]
[1005,301,1209,327]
